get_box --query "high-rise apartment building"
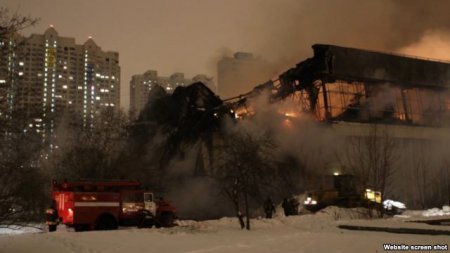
[217,52,274,99]
[129,70,214,118]
[0,26,120,140]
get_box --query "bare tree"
[440,161,450,206]
[46,109,129,180]
[339,124,398,212]
[215,129,276,230]
[0,8,43,226]
[1,7,38,124]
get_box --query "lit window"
[19,62,24,66]
[62,85,68,89]
[96,96,100,100]
[18,72,24,76]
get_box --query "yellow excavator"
[303,174,382,212]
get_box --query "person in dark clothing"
[263,197,276,218]
[289,197,299,215]
[282,197,292,216]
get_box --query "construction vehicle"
[45,180,176,232]
[303,174,382,212]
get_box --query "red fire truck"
[46,180,176,232]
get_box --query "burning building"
[229,44,450,139]
[225,44,450,208]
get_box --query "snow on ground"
[0,224,44,235]
[1,207,449,253]
[422,206,450,217]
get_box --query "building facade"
[0,26,120,141]
[226,44,450,208]
[217,52,274,99]
[129,70,214,118]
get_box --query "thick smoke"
[250,0,450,62]
[398,30,450,61]
[216,0,450,97]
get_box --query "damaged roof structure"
[229,44,450,129]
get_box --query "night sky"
[3,0,450,110]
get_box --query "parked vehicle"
[303,174,382,212]
[46,180,176,232]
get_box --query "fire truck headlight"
[68,208,73,216]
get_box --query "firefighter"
[289,197,299,215]
[282,198,292,216]
[46,200,59,232]
[263,197,276,219]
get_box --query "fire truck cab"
[46,180,176,232]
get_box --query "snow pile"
[316,206,376,220]
[0,225,43,235]
[422,206,450,217]
[174,206,371,234]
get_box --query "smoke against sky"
[398,30,450,61]
[3,0,450,110]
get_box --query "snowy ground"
[1,207,449,253]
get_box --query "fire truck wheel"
[160,212,174,227]
[48,225,57,232]
[96,215,118,230]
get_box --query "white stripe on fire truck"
[74,202,120,207]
